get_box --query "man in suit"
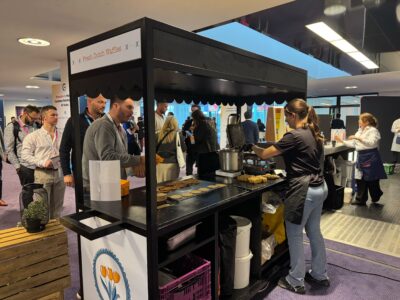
[59,95,107,187]
[82,96,145,188]
[241,111,259,145]
[331,113,346,129]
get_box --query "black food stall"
[61,18,307,299]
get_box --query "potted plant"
[22,199,48,233]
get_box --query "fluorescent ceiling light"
[18,37,50,47]
[27,98,36,101]
[25,85,39,89]
[306,22,379,70]
[345,86,358,89]
[347,51,369,62]
[331,40,358,53]
[324,0,347,16]
[305,22,342,42]
[0,94,4,97]
[360,60,379,69]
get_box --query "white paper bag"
[89,160,121,201]
[176,132,186,168]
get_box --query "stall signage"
[70,29,141,74]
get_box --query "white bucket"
[234,251,253,289]
[231,215,252,258]
[344,187,353,204]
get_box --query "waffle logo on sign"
[93,248,131,300]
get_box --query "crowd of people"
[0,96,398,297]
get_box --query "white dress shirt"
[155,112,165,134]
[391,118,400,152]
[21,127,60,168]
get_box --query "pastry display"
[237,173,280,184]
[157,192,168,202]
[169,194,183,200]
[190,190,202,195]
[264,174,280,180]
[181,192,194,197]
[158,178,226,202]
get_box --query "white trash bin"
[344,187,353,204]
[234,251,253,289]
[231,215,252,258]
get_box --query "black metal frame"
[66,17,307,299]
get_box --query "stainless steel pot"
[219,148,243,172]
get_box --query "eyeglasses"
[27,112,40,122]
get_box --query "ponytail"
[286,99,323,146]
[307,106,324,147]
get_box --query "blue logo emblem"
[93,248,131,300]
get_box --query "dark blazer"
[193,122,218,154]
[59,110,94,176]
[331,118,345,129]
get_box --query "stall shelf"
[61,18,307,299]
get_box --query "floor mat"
[321,212,400,258]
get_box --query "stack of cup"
[230,215,253,289]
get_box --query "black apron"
[284,175,311,225]
[357,148,387,181]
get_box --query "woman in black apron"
[252,99,329,294]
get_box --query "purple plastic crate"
[159,254,211,300]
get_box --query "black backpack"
[5,122,21,164]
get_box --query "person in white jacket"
[335,113,386,205]
[391,118,400,167]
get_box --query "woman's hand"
[334,135,343,143]
[348,135,356,140]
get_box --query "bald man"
[59,95,107,187]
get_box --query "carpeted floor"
[266,238,400,299]
[2,163,400,300]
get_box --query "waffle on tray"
[237,173,280,184]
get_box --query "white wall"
[379,91,400,96]
[4,100,52,124]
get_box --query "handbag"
[396,134,400,145]
[176,132,186,168]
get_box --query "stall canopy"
[68,18,307,106]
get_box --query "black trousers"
[185,152,197,176]
[393,151,399,166]
[356,179,383,203]
[17,165,35,186]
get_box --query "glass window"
[341,96,361,106]
[307,97,337,107]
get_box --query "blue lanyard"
[84,114,92,126]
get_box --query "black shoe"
[278,277,306,294]
[351,199,367,206]
[305,272,330,287]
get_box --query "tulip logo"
[93,249,131,300]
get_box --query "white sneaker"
[76,292,82,300]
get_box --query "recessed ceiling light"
[27,98,36,101]
[18,37,50,47]
[25,85,39,89]
[345,86,358,89]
